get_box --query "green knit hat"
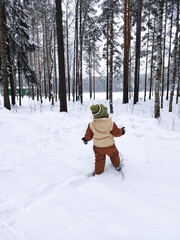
[90,104,109,118]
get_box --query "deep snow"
[0,93,180,240]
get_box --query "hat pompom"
[90,105,99,114]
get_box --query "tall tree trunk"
[123,0,130,104]
[32,16,38,101]
[79,0,83,104]
[37,26,42,103]
[176,37,180,104]
[72,34,76,102]
[155,0,163,119]
[161,0,167,108]
[133,0,142,104]
[45,11,51,101]
[166,3,174,100]
[109,0,114,114]
[75,0,79,101]
[149,17,155,100]
[7,38,16,105]
[66,1,71,101]
[43,10,47,99]
[55,0,67,112]
[169,1,179,112]
[17,56,22,106]
[2,1,15,106]
[29,52,34,100]
[127,0,131,99]
[0,0,11,110]
[93,52,95,99]
[144,12,150,102]
[54,26,58,102]
[106,16,109,100]
[89,43,92,99]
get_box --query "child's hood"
[91,117,113,132]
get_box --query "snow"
[0,93,180,240]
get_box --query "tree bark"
[93,52,95,99]
[0,0,11,110]
[55,0,67,112]
[106,16,109,100]
[123,0,130,104]
[75,0,79,101]
[166,3,174,100]
[155,0,163,119]
[72,34,76,102]
[43,8,47,99]
[7,37,16,105]
[149,16,155,100]
[144,12,150,102]
[176,37,180,104]
[133,0,142,104]
[161,0,167,108]
[169,1,179,112]
[45,11,51,101]
[89,43,92,99]
[37,26,42,103]
[54,26,58,102]
[66,0,71,101]
[79,0,83,104]
[109,0,114,114]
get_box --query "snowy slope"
[0,94,180,240]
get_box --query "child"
[82,104,125,175]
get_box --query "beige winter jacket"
[85,117,123,148]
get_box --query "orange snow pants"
[93,144,120,175]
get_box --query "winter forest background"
[0,0,179,117]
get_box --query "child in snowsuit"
[82,104,125,175]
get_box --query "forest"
[0,0,180,117]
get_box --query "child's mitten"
[121,127,126,135]
[82,137,88,145]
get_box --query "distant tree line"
[0,0,179,118]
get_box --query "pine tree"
[169,0,179,112]
[0,0,11,110]
[123,0,130,104]
[155,0,163,119]
[133,0,142,104]
[166,2,174,101]
[55,0,67,112]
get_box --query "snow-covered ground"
[0,93,180,240]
